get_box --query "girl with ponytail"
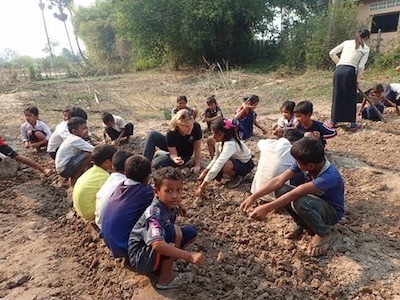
[197,118,254,194]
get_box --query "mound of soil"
[0,75,399,299]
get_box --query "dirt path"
[0,76,399,299]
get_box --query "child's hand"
[240,197,254,212]
[312,131,321,139]
[189,252,206,265]
[198,169,208,181]
[25,141,30,149]
[191,165,200,174]
[195,186,203,197]
[172,156,184,165]
[249,205,271,221]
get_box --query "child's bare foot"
[307,229,339,257]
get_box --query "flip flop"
[284,223,303,239]
[308,229,339,257]
[156,272,193,290]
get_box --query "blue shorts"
[59,152,88,178]
[232,158,255,177]
[130,224,198,274]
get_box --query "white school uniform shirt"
[204,140,252,182]
[389,83,400,94]
[55,134,95,173]
[21,120,52,142]
[103,115,128,132]
[251,138,294,195]
[277,115,298,129]
[47,121,70,153]
[94,172,127,230]
[329,40,370,76]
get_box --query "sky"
[0,0,95,58]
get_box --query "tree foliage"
[279,0,361,70]
[114,0,271,68]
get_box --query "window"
[371,13,399,33]
[370,0,400,11]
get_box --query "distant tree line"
[2,0,399,81]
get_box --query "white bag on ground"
[251,138,294,198]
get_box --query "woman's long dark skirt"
[331,65,357,123]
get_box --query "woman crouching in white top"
[197,119,254,195]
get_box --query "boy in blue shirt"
[101,155,154,258]
[240,137,344,257]
[294,101,337,145]
[128,167,206,290]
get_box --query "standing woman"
[143,109,202,173]
[328,29,370,130]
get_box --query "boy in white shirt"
[21,105,52,151]
[95,150,133,230]
[47,107,88,159]
[55,117,94,186]
[101,112,134,145]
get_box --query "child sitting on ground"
[294,101,337,145]
[55,117,95,186]
[73,144,117,221]
[383,82,400,112]
[102,112,134,145]
[272,100,298,138]
[0,134,51,176]
[95,150,133,230]
[21,105,52,151]
[197,118,254,193]
[47,106,88,159]
[101,155,154,258]
[358,84,398,120]
[240,137,345,257]
[202,95,223,130]
[128,167,206,290]
[234,95,267,140]
[171,95,198,119]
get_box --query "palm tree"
[38,0,54,75]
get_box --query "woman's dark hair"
[355,29,370,49]
[281,100,296,114]
[212,118,242,150]
[24,105,39,117]
[206,95,217,106]
[291,137,325,164]
[112,150,133,173]
[176,95,188,103]
[243,95,259,104]
[294,101,313,115]
[153,166,183,189]
[125,155,151,183]
[68,117,87,133]
[92,144,117,166]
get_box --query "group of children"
[4,89,385,290]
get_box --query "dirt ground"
[0,71,399,300]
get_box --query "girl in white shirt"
[197,119,254,194]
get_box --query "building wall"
[357,0,400,52]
